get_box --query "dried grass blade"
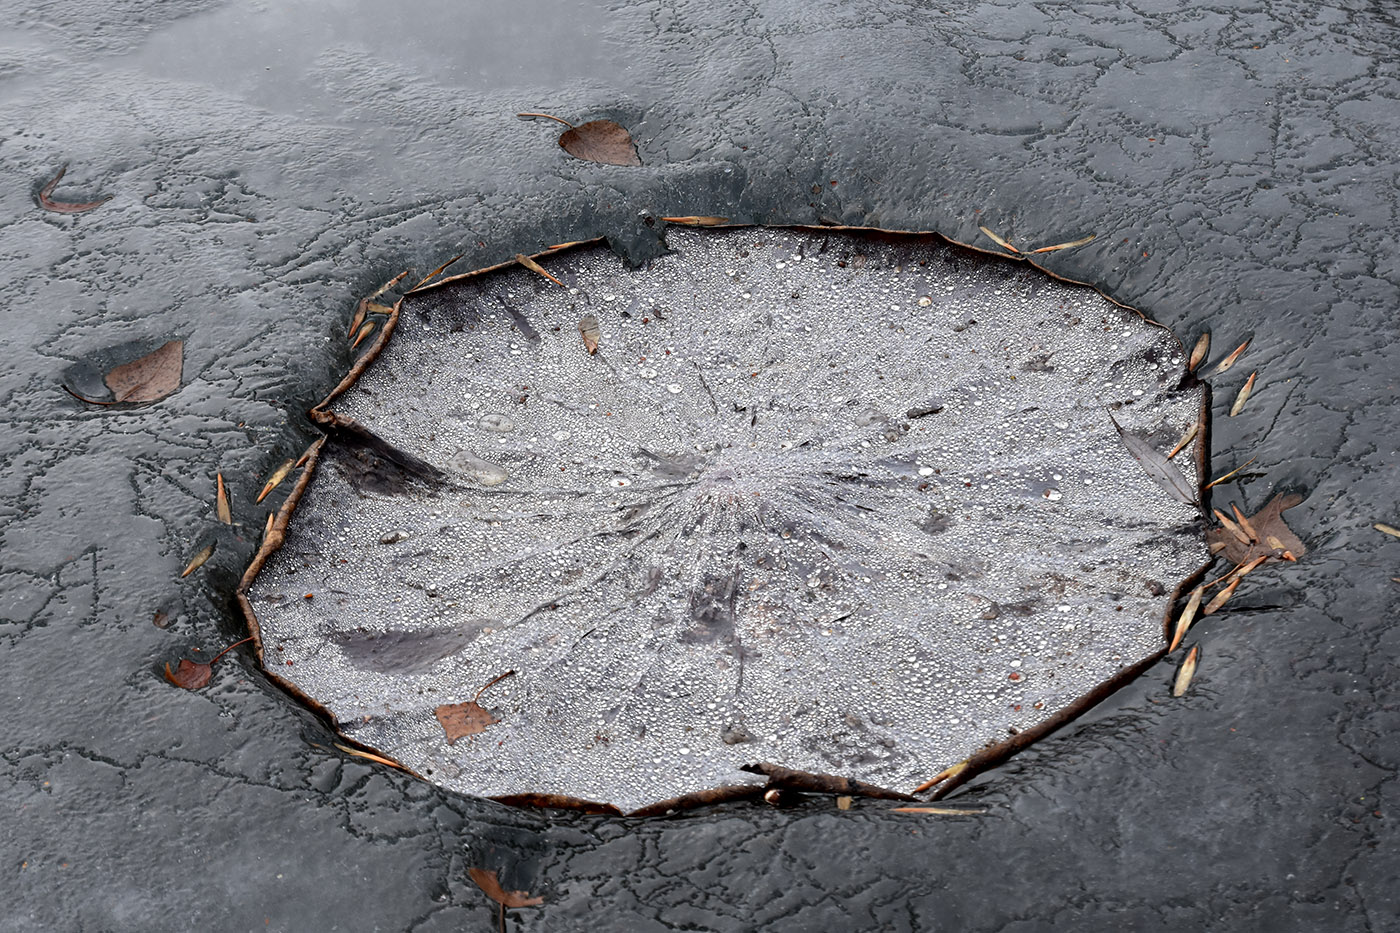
[1169,586,1204,652]
[413,254,463,289]
[1172,644,1201,697]
[661,216,730,226]
[891,806,987,815]
[181,543,215,578]
[215,473,232,524]
[1189,333,1210,372]
[913,759,967,794]
[1029,233,1096,253]
[1375,523,1400,539]
[257,458,296,503]
[333,743,404,769]
[1168,420,1199,459]
[515,253,564,287]
[1203,457,1256,490]
[1229,372,1257,416]
[978,225,1019,254]
[1203,578,1241,615]
[1211,339,1251,376]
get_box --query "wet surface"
[247,228,1206,811]
[2,0,1396,929]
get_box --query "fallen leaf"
[435,670,516,744]
[1172,644,1200,696]
[578,314,601,355]
[1029,233,1096,254]
[163,637,251,691]
[662,216,730,226]
[216,473,232,524]
[515,253,563,287]
[180,543,215,578]
[1189,333,1210,372]
[1207,493,1306,564]
[836,795,853,810]
[105,340,183,403]
[1202,578,1240,615]
[1231,504,1260,543]
[1168,586,1204,652]
[257,458,296,503]
[164,658,211,689]
[1107,411,1196,505]
[351,321,376,349]
[1229,371,1257,416]
[1212,507,1251,545]
[977,225,1019,254]
[561,120,642,166]
[467,867,543,908]
[1211,338,1250,376]
[37,164,112,214]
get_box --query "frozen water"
[245,228,1207,811]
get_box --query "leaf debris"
[578,314,601,355]
[180,543,215,578]
[515,253,564,287]
[1172,644,1200,696]
[662,216,730,227]
[215,473,232,524]
[1203,457,1257,490]
[912,759,968,794]
[163,637,252,690]
[890,806,987,815]
[1376,523,1400,539]
[1029,233,1096,254]
[1188,333,1210,372]
[1167,419,1199,459]
[1229,372,1257,416]
[518,111,642,166]
[977,225,1019,254]
[1168,586,1204,652]
[467,867,544,908]
[257,458,296,503]
[37,164,112,213]
[1211,338,1250,376]
[434,670,516,744]
[1106,411,1196,504]
[351,321,376,349]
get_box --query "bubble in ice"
[242,227,1208,813]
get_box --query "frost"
[245,228,1207,811]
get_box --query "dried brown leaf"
[37,164,112,214]
[559,120,642,166]
[1211,338,1250,376]
[1172,644,1200,696]
[435,671,516,744]
[912,759,967,794]
[467,867,543,908]
[1189,332,1210,372]
[1202,578,1240,615]
[1231,504,1260,543]
[836,795,853,810]
[1229,371,1257,416]
[515,253,564,287]
[578,314,601,355]
[105,340,183,403]
[1029,233,1096,254]
[351,321,376,349]
[1212,508,1251,545]
[977,225,1019,254]
[1168,586,1204,652]
[180,543,215,578]
[333,743,404,769]
[215,473,232,524]
[164,658,212,689]
[1207,493,1307,565]
[257,458,296,503]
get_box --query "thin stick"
[1204,457,1257,490]
[516,111,574,128]
[977,225,1019,254]
[209,636,254,666]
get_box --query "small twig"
[516,111,574,128]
